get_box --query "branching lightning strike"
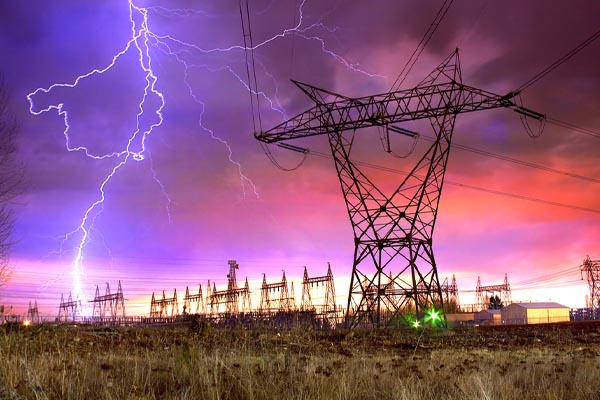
[26,0,383,313]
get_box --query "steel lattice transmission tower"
[582,256,600,308]
[256,50,543,327]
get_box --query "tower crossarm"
[263,282,286,290]
[479,284,509,292]
[255,82,536,143]
[304,276,331,285]
[89,293,120,302]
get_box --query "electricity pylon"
[256,50,543,327]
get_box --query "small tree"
[0,78,22,291]
[489,295,503,310]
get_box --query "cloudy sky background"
[1,0,599,316]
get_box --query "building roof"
[476,309,501,315]
[508,302,568,309]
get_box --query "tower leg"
[332,112,457,328]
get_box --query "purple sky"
[1,0,599,317]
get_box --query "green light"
[424,307,441,325]
[428,309,440,321]
[412,320,420,328]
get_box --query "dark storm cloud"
[0,3,44,45]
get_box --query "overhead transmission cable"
[390,0,454,91]
[308,149,600,215]
[239,0,262,133]
[460,265,583,293]
[509,26,600,143]
[240,0,308,171]
[239,1,259,134]
[546,116,600,140]
[418,134,600,184]
[514,26,600,94]
[510,266,581,287]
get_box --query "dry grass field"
[2,320,600,399]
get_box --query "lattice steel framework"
[260,271,293,313]
[27,300,40,324]
[150,289,179,318]
[183,285,205,315]
[475,273,511,311]
[207,260,252,314]
[441,275,460,311]
[58,292,81,322]
[300,264,337,322]
[256,50,542,327]
[90,281,125,320]
[582,256,600,308]
[416,274,459,312]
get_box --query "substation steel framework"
[90,281,126,321]
[582,256,600,308]
[58,292,81,322]
[183,284,205,315]
[207,260,252,315]
[255,50,543,327]
[27,300,40,324]
[260,271,294,313]
[475,273,512,311]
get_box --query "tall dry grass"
[1,322,600,399]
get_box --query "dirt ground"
[2,320,600,399]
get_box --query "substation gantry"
[260,271,294,313]
[57,292,81,322]
[183,284,205,315]
[301,263,339,327]
[27,300,40,324]
[150,289,179,318]
[475,274,512,311]
[206,260,252,315]
[438,275,460,311]
[90,281,126,322]
[255,50,544,328]
[582,256,600,308]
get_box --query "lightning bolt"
[27,3,165,307]
[26,0,383,314]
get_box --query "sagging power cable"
[514,26,600,94]
[390,0,455,91]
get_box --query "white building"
[501,302,570,325]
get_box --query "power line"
[390,0,454,91]
[546,116,600,140]
[510,266,581,287]
[309,150,600,215]
[438,180,599,214]
[239,0,262,133]
[419,134,600,184]
[460,267,584,293]
[515,26,600,93]
[240,1,309,172]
